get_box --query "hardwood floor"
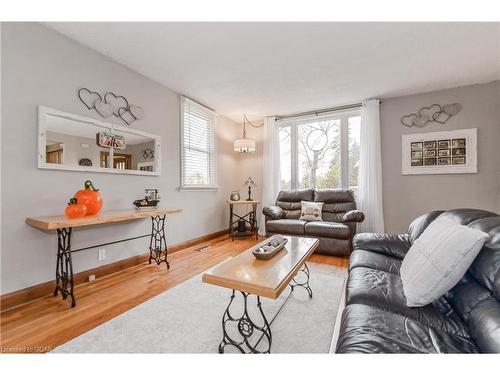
[0,235,347,353]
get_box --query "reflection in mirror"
[45,114,111,168]
[39,106,160,175]
[106,130,156,172]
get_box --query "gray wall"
[1,23,241,294]
[380,81,500,233]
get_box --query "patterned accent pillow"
[300,201,323,222]
[401,216,488,307]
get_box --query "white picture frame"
[402,128,477,175]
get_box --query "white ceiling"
[45,22,500,122]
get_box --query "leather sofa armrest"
[262,206,285,220]
[342,210,365,223]
[353,232,411,259]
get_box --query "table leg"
[54,228,76,308]
[229,203,234,241]
[289,262,313,298]
[252,203,258,239]
[219,290,272,354]
[149,215,169,268]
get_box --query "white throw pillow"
[400,216,488,307]
[300,201,323,222]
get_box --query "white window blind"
[181,97,218,188]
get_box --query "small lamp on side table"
[244,177,257,201]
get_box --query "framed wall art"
[402,128,477,175]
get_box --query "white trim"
[402,128,477,175]
[37,106,161,176]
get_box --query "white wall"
[0,23,241,294]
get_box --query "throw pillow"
[400,216,488,307]
[300,201,323,222]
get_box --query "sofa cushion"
[469,297,500,353]
[265,219,306,235]
[304,221,350,239]
[401,216,488,307]
[346,266,470,337]
[262,205,285,220]
[467,216,500,296]
[349,249,402,275]
[336,304,478,353]
[314,189,356,222]
[276,189,314,219]
[353,233,411,259]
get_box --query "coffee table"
[202,235,319,353]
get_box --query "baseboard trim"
[0,229,228,312]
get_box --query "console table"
[26,208,182,308]
[227,200,260,241]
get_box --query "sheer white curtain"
[259,116,280,235]
[357,99,385,233]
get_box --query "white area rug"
[54,262,346,353]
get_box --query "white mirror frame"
[38,106,161,176]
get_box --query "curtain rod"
[275,102,363,121]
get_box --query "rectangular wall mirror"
[38,106,161,176]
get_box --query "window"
[279,111,361,191]
[181,97,218,188]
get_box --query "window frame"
[278,109,361,191]
[180,96,219,190]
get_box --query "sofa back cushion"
[314,189,356,222]
[409,209,500,353]
[449,215,500,353]
[276,188,356,222]
[276,188,314,219]
[408,210,445,244]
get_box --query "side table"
[227,200,260,241]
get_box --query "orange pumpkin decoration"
[74,180,103,216]
[65,198,88,219]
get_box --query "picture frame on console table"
[402,128,477,175]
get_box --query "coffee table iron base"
[218,263,312,354]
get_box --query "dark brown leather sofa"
[262,188,364,256]
[336,209,500,353]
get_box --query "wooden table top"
[226,200,261,205]
[26,208,182,231]
[202,236,319,299]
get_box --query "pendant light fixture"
[233,114,262,153]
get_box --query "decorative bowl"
[252,235,288,260]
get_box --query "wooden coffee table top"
[202,236,319,299]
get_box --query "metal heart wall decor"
[104,92,129,117]
[94,100,114,118]
[400,103,461,127]
[78,88,102,110]
[77,87,144,126]
[118,107,136,126]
